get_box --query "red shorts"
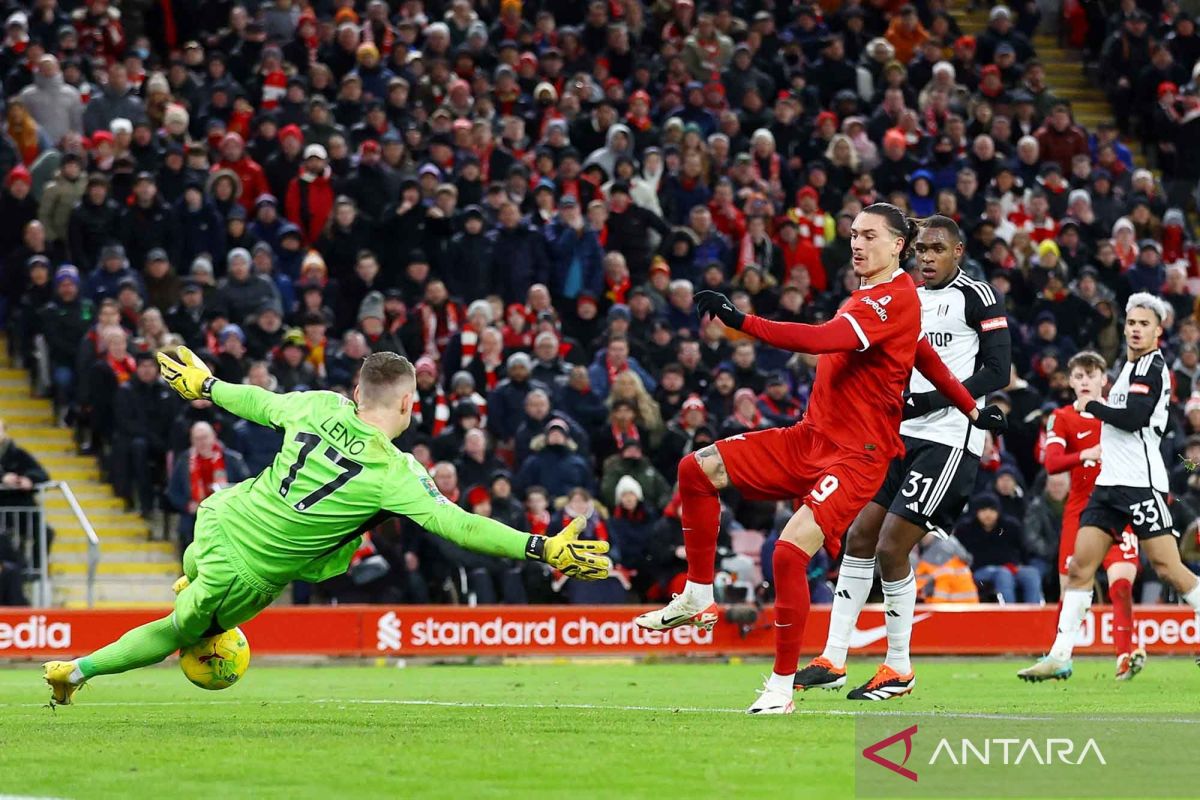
[1058,512,1140,576]
[715,423,889,559]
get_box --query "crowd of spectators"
[2,0,1200,607]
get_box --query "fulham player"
[1043,351,1144,680]
[796,216,1012,700]
[633,204,1006,714]
[1020,294,1200,681]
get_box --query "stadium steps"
[950,5,1148,168]
[0,334,179,607]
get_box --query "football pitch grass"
[1,657,1197,800]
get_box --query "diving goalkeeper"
[44,349,610,704]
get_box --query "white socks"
[766,672,794,695]
[881,571,917,675]
[1182,579,1200,611]
[1050,589,1093,662]
[821,555,875,668]
[68,662,85,685]
[683,580,714,608]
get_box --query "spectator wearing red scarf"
[167,421,249,551]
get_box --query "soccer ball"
[179,627,250,690]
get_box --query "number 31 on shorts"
[811,475,839,502]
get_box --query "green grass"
[0,657,1197,799]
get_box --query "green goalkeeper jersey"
[200,383,530,584]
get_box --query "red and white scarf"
[413,387,451,436]
[189,443,227,504]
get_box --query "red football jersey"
[804,269,922,460]
[1043,405,1102,520]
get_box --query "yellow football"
[179,627,250,690]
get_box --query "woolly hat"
[615,475,644,502]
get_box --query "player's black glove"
[970,404,1008,432]
[694,289,746,330]
[901,392,936,420]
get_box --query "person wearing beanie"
[284,144,335,246]
[213,131,271,213]
[0,164,37,258]
[355,290,405,356]
[214,246,282,325]
[600,437,671,512]
[265,123,306,201]
[953,492,1042,604]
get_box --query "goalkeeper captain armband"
[524,535,547,562]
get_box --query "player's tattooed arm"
[694,444,730,490]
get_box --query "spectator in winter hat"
[215,247,281,325]
[284,144,334,245]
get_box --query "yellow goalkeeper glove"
[157,346,216,401]
[526,516,611,580]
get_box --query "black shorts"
[1079,485,1177,541]
[874,437,979,533]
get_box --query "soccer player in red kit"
[634,205,1007,714]
[1043,351,1143,680]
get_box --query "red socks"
[772,539,812,676]
[679,454,720,584]
[1110,578,1135,655]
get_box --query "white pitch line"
[4,697,1200,723]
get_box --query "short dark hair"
[359,352,415,405]
[921,214,963,244]
[1067,350,1106,374]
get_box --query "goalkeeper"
[44,350,609,704]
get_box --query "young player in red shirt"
[633,204,1007,713]
[1042,351,1144,679]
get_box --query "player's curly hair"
[862,202,919,262]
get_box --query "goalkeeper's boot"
[847,664,916,701]
[172,575,190,595]
[793,656,847,690]
[747,678,795,715]
[1017,655,1072,682]
[1116,647,1147,681]
[634,593,719,631]
[43,661,83,706]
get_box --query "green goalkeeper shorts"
[173,509,284,642]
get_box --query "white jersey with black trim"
[900,271,1004,456]
[1097,351,1170,492]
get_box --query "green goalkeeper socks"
[78,616,190,679]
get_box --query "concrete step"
[7,423,72,439]
[51,526,156,543]
[55,540,174,558]
[47,507,145,523]
[63,600,174,610]
[0,383,33,396]
[44,495,125,511]
[39,455,105,470]
[0,409,55,424]
[51,560,178,577]
[0,367,32,380]
[52,579,177,605]
[0,396,51,410]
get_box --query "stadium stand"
[0,0,1197,610]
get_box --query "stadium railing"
[6,482,101,607]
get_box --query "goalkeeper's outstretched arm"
[396,472,610,580]
[157,346,299,428]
